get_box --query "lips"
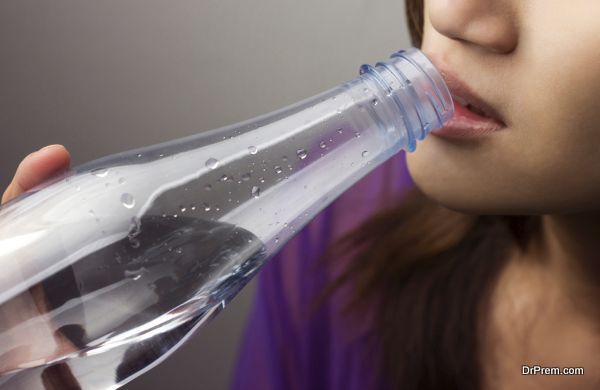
[452,94,490,118]
[424,52,507,139]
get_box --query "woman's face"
[406,0,600,215]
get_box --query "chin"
[406,149,505,216]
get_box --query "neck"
[521,213,600,317]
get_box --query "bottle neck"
[352,48,453,152]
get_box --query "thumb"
[2,144,71,205]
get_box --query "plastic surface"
[0,47,452,389]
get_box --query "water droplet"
[118,177,126,185]
[159,154,164,158]
[205,158,219,170]
[162,213,167,218]
[319,141,327,149]
[241,172,251,181]
[362,150,369,158]
[191,205,196,211]
[248,146,258,155]
[363,87,370,94]
[203,203,211,211]
[129,216,141,236]
[215,206,220,211]
[220,174,229,182]
[252,186,261,198]
[133,274,142,281]
[205,184,212,191]
[258,177,265,183]
[173,214,179,218]
[127,224,142,250]
[337,128,343,134]
[274,166,282,174]
[92,168,109,177]
[121,193,135,208]
[296,149,308,159]
[371,99,378,106]
[136,153,142,158]
[180,206,186,213]
[175,247,183,254]
[355,131,361,138]
[275,237,279,244]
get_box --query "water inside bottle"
[0,215,266,383]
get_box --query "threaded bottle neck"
[357,48,453,152]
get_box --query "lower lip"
[431,101,506,139]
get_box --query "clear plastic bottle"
[0,47,452,389]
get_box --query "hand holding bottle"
[0,144,79,375]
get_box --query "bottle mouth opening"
[390,48,455,127]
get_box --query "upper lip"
[425,52,506,126]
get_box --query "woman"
[5,0,599,389]
[232,0,600,389]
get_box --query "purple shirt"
[232,151,413,390]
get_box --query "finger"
[2,145,71,205]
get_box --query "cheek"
[515,0,600,145]
[505,8,600,208]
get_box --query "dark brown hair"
[312,1,542,388]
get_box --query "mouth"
[424,52,507,139]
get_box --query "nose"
[427,0,518,54]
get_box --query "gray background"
[0,1,410,388]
